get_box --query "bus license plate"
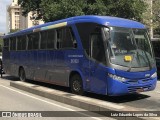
[136,89,144,93]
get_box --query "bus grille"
[126,78,151,84]
[128,85,152,93]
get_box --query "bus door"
[87,29,108,95]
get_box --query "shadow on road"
[1,75,19,81]
[3,75,150,104]
[85,92,150,103]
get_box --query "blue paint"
[4,15,145,38]
[2,15,157,96]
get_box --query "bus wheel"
[70,74,83,95]
[19,68,26,82]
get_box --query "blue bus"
[2,15,157,96]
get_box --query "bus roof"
[4,15,145,38]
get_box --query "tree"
[107,0,147,21]
[18,0,42,20]
[142,0,160,37]
[18,0,147,22]
[152,0,160,36]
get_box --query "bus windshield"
[105,27,155,68]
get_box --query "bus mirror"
[124,55,132,62]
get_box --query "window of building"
[15,12,19,15]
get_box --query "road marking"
[0,85,103,120]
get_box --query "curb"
[10,81,147,120]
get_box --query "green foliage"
[107,0,147,21]
[143,0,160,37]
[18,0,147,22]
[153,0,160,36]
[18,0,42,19]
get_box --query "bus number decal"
[71,59,79,64]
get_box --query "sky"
[0,0,12,34]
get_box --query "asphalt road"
[0,75,115,120]
[1,75,160,120]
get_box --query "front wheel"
[70,74,84,95]
[19,68,26,82]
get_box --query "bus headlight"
[151,72,157,79]
[108,73,128,82]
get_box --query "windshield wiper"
[127,51,137,72]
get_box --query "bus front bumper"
[107,77,157,96]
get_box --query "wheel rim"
[73,80,81,92]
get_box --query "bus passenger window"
[56,29,63,49]
[28,32,39,50]
[17,36,26,50]
[61,27,76,49]
[40,31,47,49]
[47,29,56,49]
[10,37,16,51]
[76,23,96,56]
[3,39,9,51]
[90,27,106,64]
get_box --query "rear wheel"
[70,74,83,95]
[19,68,26,82]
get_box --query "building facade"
[7,0,44,32]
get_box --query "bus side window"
[56,29,63,49]
[10,37,16,51]
[56,27,76,49]
[62,27,76,49]
[90,27,106,64]
[69,27,77,48]
[17,36,26,50]
[3,39,9,51]
[40,31,48,49]
[28,32,39,50]
[47,29,56,49]
[76,23,96,56]
[28,34,33,50]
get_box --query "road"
[0,75,114,120]
[1,75,160,120]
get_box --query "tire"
[70,74,83,95]
[19,68,26,82]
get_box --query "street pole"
[150,0,153,38]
